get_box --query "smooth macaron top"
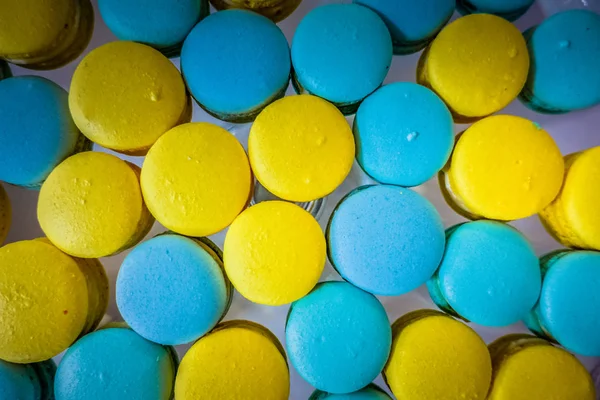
[327,185,445,296]
[117,234,230,345]
[181,9,290,121]
[286,282,391,394]
[0,76,81,187]
[55,328,178,400]
[0,359,55,400]
[354,82,453,186]
[141,122,252,237]
[310,384,392,400]
[292,4,392,106]
[428,221,541,327]
[457,0,534,21]
[523,10,600,113]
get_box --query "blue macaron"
[116,234,232,345]
[520,10,600,114]
[428,221,541,327]
[54,327,178,400]
[291,4,392,114]
[456,0,534,21]
[353,0,455,54]
[0,76,87,188]
[354,82,453,187]
[286,282,391,394]
[525,250,600,357]
[310,384,392,400]
[327,185,445,296]
[181,9,290,122]
[0,359,55,400]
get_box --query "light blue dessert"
[0,359,55,400]
[310,384,392,400]
[291,4,392,114]
[456,0,534,21]
[116,234,231,346]
[327,185,445,296]
[54,327,178,400]
[520,10,600,114]
[525,250,600,357]
[286,282,391,394]
[354,82,453,187]
[353,0,455,54]
[428,221,541,327]
[181,9,290,123]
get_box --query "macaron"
[427,221,541,327]
[175,320,289,400]
[0,359,56,400]
[353,82,453,187]
[181,9,290,123]
[117,234,232,345]
[310,384,392,400]
[38,151,154,258]
[488,334,595,400]
[286,282,391,394]
[0,183,10,245]
[383,310,492,400]
[54,327,178,400]
[70,41,191,155]
[417,14,529,121]
[519,10,600,114]
[0,60,10,80]
[525,250,600,356]
[209,0,302,22]
[99,0,208,57]
[249,95,355,202]
[0,0,93,70]
[540,146,600,250]
[224,201,326,305]
[0,76,89,188]
[291,4,392,114]
[0,239,108,363]
[141,122,252,237]
[440,115,564,221]
[456,0,534,21]
[327,185,445,296]
[353,0,455,54]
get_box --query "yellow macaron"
[417,14,529,122]
[224,201,326,306]
[0,239,108,363]
[208,0,302,22]
[141,122,252,237]
[38,151,154,258]
[441,115,564,221]
[175,320,289,400]
[249,95,355,202]
[383,310,492,400]
[488,334,595,400]
[0,183,10,244]
[69,41,191,155]
[540,146,600,250]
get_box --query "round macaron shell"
[286,282,391,394]
[457,0,534,21]
[0,360,47,400]
[310,384,392,400]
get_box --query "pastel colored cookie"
[0,0,93,70]
[520,10,600,114]
[488,334,595,400]
[209,0,302,22]
[441,115,564,221]
[99,0,208,57]
[175,320,289,400]
[224,201,326,305]
[0,239,108,363]
[540,146,600,250]
[327,185,445,296]
[181,10,290,122]
[457,0,534,21]
[286,282,391,394]
[427,221,541,327]
[310,384,392,400]
[70,41,191,154]
[383,310,492,400]
[0,76,89,188]
[353,0,455,54]
[354,82,453,186]
[249,95,355,202]
[0,183,10,244]
[117,234,232,345]
[525,250,600,356]
[38,152,154,258]
[54,327,178,400]
[0,359,56,400]
[417,14,529,121]
[141,123,252,237]
[292,4,392,114]
[0,60,10,80]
